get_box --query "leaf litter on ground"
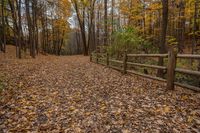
[0,50,200,132]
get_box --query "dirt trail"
[0,53,199,132]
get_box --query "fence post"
[166,46,177,90]
[96,53,99,64]
[90,53,92,62]
[106,52,109,66]
[123,50,127,74]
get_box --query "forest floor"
[0,46,200,133]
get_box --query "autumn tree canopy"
[0,0,199,57]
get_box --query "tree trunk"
[157,0,168,78]
[192,0,198,54]
[104,0,108,45]
[72,1,88,55]
[1,0,6,53]
[31,0,37,58]
[8,0,19,58]
[17,0,22,58]
[25,0,33,57]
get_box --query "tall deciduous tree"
[104,0,108,45]
[71,0,88,55]
[157,0,168,77]
[1,0,6,53]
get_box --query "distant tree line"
[0,0,71,58]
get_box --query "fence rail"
[127,54,168,58]
[90,48,200,92]
[127,62,167,70]
[177,54,200,59]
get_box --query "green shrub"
[107,27,154,58]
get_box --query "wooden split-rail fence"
[90,48,200,92]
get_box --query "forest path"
[0,55,200,132]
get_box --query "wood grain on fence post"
[106,53,109,66]
[167,47,177,90]
[198,61,200,88]
[123,50,127,74]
